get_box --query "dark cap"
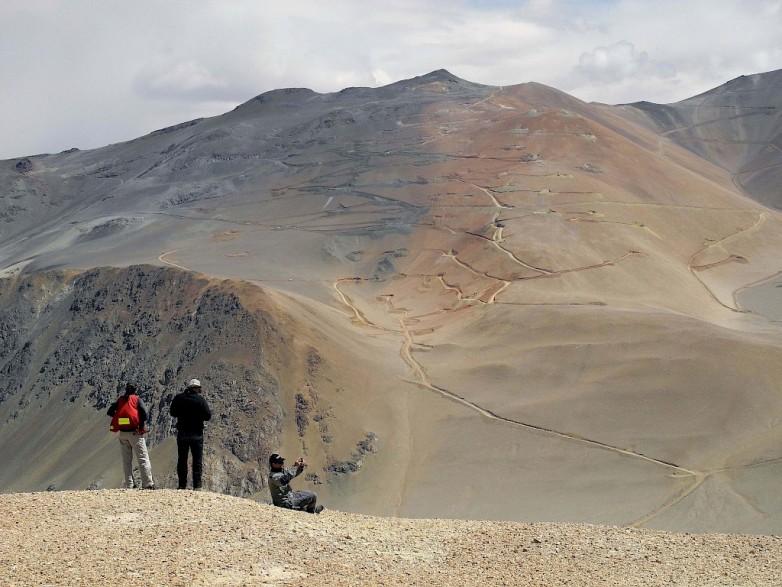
[269,453,285,465]
[125,383,137,394]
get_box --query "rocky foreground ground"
[1,491,780,586]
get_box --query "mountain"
[618,68,782,208]
[1,69,782,533]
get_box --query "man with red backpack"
[108,383,155,489]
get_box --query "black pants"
[177,436,204,489]
[288,491,317,512]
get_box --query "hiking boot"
[142,485,156,490]
[313,505,324,514]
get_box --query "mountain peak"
[402,68,468,85]
[419,68,460,82]
[233,70,478,110]
[381,68,484,93]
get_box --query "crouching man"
[268,453,323,514]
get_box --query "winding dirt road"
[687,211,766,312]
[157,250,191,271]
[334,276,708,527]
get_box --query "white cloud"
[134,60,238,102]
[1,0,781,158]
[576,41,675,84]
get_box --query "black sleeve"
[170,395,179,418]
[107,401,117,417]
[136,398,149,427]
[282,465,304,483]
[201,397,212,421]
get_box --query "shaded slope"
[619,68,782,208]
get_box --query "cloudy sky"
[2,0,781,159]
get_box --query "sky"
[1,0,781,159]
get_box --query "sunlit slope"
[4,491,781,587]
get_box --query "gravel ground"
[1,490,780,586]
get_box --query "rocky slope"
[0,265,287,494]
[0,264,394,505]
[1,490,781,586]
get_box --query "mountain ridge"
[6,67,782,163]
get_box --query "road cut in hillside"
[1,490,780,586]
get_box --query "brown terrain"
[1,68,782,577]
[2,490,780,586]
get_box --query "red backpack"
[110,395,140,432]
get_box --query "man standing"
[108,383,155,489]
[268,453,323,513]
[170,378,212,490]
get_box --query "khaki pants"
[118,431,154,488]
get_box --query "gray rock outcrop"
[0,265,283,495]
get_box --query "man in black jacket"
[170,378,212,490]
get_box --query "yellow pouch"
[118,417,131,426]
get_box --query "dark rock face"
[326,432,378,476]
[295,393,310,437]
[0,265,283,495]
[76,217,141,243]
[14,159,32,173]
